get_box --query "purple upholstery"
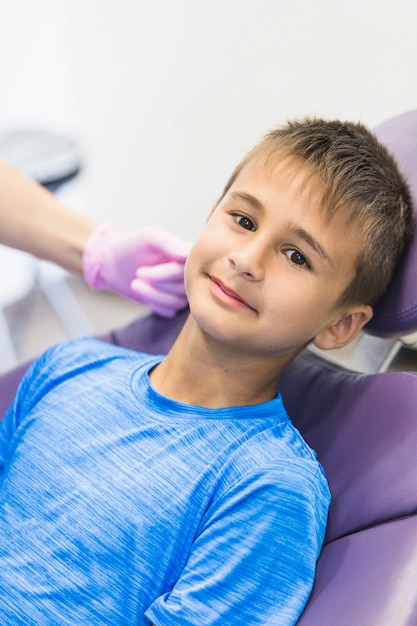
[280,351,417,542]
[1,109,417,625]
[367,109,417,337]
[0,360,31,418]
[297,516,417,625]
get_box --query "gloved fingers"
[131,276,187,307]
[130,277,188,318]
[138,226,193,261]
[135,262,187,295]
[83,222,191,304]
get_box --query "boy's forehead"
[231,156,324,207]
[230,154,365,235]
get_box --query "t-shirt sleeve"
[0,337,114,476]
[146,460,330,626]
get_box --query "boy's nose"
[228,243,265,280]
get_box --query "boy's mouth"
[208,275,256,312]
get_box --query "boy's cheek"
[184,239,212,295]
[183,244,205,296]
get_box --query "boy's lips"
[208,275,256,311]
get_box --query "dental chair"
[1,109,417,625]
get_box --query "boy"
[0,118,413,625]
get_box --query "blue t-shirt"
[0,337,330,625]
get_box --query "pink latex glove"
[83,223,192,317]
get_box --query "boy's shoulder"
[23,337,157,393]
[11,337,159,419]
[41,336,149,365]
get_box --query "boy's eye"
[235,214,256,231]
[284,249,310,269]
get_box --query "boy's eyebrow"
[230,191,264,212]
[287,224,334,268]
[230,191,333,267]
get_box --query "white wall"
[0,0,76,133]
[2,0,417,240]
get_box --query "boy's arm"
[146,462,329,626]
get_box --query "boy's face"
[185,157,372,361]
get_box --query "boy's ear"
[313,305,374,351]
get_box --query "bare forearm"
[0,160,98,273]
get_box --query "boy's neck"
[149,316,296,409]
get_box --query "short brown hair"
[220,118,414,307]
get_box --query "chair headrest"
[366,109,417,337]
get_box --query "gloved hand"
[83,223,192,317]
